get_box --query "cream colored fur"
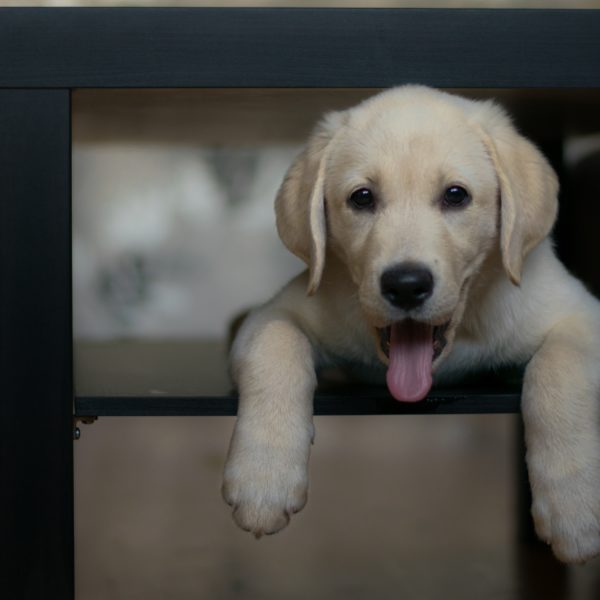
[223,86,600,563]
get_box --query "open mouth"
[376,320,450,403]
[377,321,449,362]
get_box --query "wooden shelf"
[75,340,521,416]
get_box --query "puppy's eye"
[442,186,470,208]
[348,188,375,211]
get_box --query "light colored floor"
[75,414,600,599]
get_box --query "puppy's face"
[276,86,558,402]
[324,99,499,375]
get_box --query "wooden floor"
[74,414,600,599]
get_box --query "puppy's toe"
[221,483,236,508]
[531,500,553,544]
[553,530,600,564]
[233,502,291,536]
[531,470,600,563]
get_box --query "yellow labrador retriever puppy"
[223,86,600,563]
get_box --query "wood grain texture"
[0,8,599,88]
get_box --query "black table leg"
[0,90,73,600]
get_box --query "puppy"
[222,86,600,563]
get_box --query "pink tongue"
[386,321,433,402]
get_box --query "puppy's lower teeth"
[432,322,450,360]
[378,327,391,357]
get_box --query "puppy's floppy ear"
[474,103,559,285]
[275,111,345,295]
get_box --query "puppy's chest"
[437,322,535,379]
[315,313,383,374]
[319,326,379,367]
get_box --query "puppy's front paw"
[531,466,600,563]
[222,444,309,537]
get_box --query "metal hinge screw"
[73,416,98,440]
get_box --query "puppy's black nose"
[380,263,434,310]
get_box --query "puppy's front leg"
[522,315,600,563]
[223,310,316,537]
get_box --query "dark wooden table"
[1,8,599,599]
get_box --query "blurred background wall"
[72,90,374,341]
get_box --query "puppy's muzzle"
[380,263,434,311]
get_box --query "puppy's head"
[276,86,558,401]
